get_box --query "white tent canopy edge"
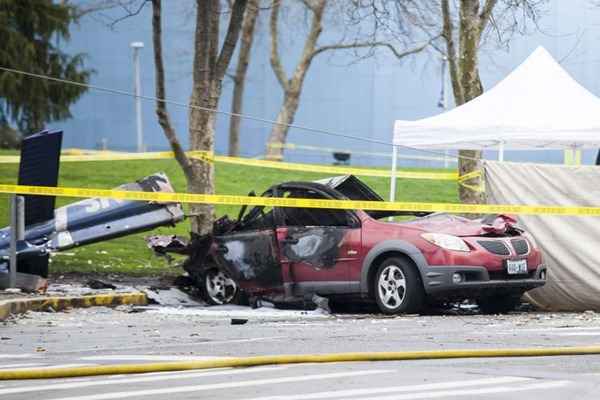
[389,46,600,201]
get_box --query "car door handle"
[281,237,299,245]
[216,244,229,254]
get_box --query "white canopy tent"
[390,46,600,200]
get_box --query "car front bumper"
[422,264,547,297]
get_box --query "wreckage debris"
[0,171,184,291]
[86,279,117,290]
[146,235,189,255]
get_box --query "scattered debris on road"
[86,279,117,290]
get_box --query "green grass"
[0,156,458,276]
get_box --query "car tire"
[478,294,521,314]
[373,257,424,315]
[201,268,239,305]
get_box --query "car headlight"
[421,233,470,252]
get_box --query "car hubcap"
[206,270,237,304]
[378,265,406,309]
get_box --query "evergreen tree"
[0,0,92,136]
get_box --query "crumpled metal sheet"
[404,213,521,237]
[0,172,185,279]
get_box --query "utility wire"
[0,65,478,162]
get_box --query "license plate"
[506,259,528,275]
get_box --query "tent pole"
[498,141,505,162]
[574,144,581,166]
[388,145,398,222]
[564,148,572,165]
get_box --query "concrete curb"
[0,292,148,321]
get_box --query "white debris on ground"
[46,283,138,297]
[142,287,205,307]
[144,304,330,321]
[7,283,600,328]
[137,287,330,321]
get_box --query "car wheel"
[202,268,238,305]
[478,294,521,314]
[373,257,424,314]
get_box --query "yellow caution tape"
[269,142,458,163]
[457,170,485,193]
[1,183,599,217]
[0,150,212,163]
[0,151,457,180]
[211,155,458,180]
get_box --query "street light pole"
[438,56,450,169]
[131,41,144,153]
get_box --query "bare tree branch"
[298,0,317,13]
[228,0,260,156]
[290,0,326,86]
[193,0,217,89]
[479,0,499,34]
[109,0,150,28]
[216,0,249,81]
[151,0,193,179]
[312,35,439,60]
[458,0,483,103]
[269,0,289,90]
[441,0,464,105]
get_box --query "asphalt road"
[1,305,600,399]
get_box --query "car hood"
[402,213,521,237]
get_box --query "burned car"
[154,175,546,314]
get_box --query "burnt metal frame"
[270,182,361,229]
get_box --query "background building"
[48,0,600,166]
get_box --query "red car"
[177,175,546,314]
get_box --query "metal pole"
[131,41,144,152]
[439,57,450,169]
[389,145,398,202]
[9,195,24,288]
[574,144,581,166]
[388,145,398,222]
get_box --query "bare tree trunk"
[228,0,260,157]
[441,0,464,106]
[152,0,247,235]
[151,0,193,179]
[442,0,494,205]
[264,0,325,160]
[187,0,247,234]
[264,0,434,161]
[186,0,217,234]
[188,87,218,234]
[265,91,301,160]
[456,0,484,204]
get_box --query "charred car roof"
[266,175,431,219]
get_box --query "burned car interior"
[229,176,425,233]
